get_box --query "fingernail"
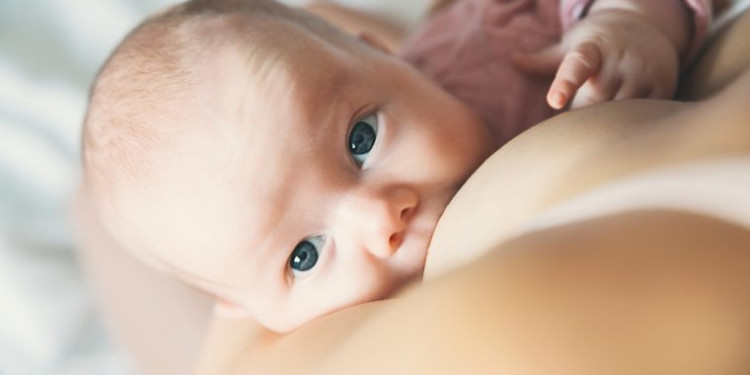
[550,92,565,109]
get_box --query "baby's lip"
[410,212,435,237]
[405,206,437,241]
[420,194,453,242]
[394,191,453,262]
[401,203,443,254]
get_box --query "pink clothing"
[400,0,713,146]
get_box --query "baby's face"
[119,26,493,332]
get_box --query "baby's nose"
[337,186,417,258]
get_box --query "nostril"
[389,232,403,249]
[400,206,414,221]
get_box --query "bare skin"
[74,195,214,375]
[200,210,750,375]
[429,5,750,277]
[195,9,750,375]
[195,82,750,375]
[76,7,750,375]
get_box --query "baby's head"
[83,0,493,332]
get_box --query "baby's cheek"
[432,122,488,169]
[338,263,396,304]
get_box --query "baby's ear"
[358,32,392,54]
[213,299,252,320]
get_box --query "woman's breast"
[424,99,690,279]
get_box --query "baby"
[81,0,713,332]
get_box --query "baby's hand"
[515,9,681,110]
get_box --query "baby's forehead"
[196,14,351,73]
[195,33,357,136]
[103,11,378,258]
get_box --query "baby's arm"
[517,0,697,109]
[74,193,214,375]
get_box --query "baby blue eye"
[289,236,324,274]
[348,114,378,166]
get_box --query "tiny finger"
[548,42,603,109]
[570,74,621,109]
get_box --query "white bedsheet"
[0,0,426,373]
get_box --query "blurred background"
[0,0,428,373]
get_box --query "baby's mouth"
[403,195,452,264]
[423,193,455,247]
